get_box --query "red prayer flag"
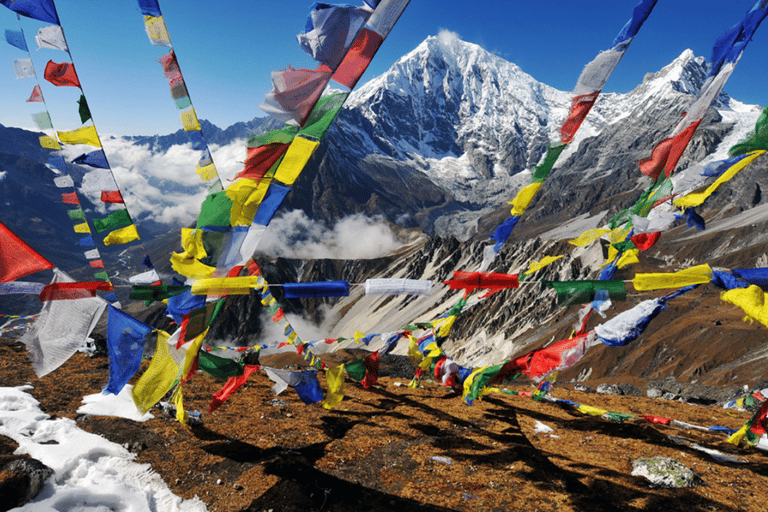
[560,91,600,144]
[361,350,380,389]
[89,259,105,268]
[0,222,54,283]
[332,28,384,89]
[158,50,181,81]
[26,84,44,102]
[100,191,124,204]
[639,120,701,180]
[271,309,285,323]
[39,281,114,301]
[234,143,290,181]
[209,364,260,413]
[750,401,768,436]
[44,61,81,88]
[61,192,80,205]
[444,271,519,297]
[630,232,661,251]
[642,414,671,425]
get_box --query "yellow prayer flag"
[73,222,91,234]
[353,330,366,344]
[103,224,140,246]
[323,365,346,410]
[525,255,564,274]
[616,248,639,269]
[180,108,201,131]
[273,136,319,185]
[633,264,713,291]
[171,385,188,424]
[568,229,611,247]
[674,150,766,210]
[435,316,456,339]
[181,327,210,380]
[461,367,487,403]
[143,15,171,46]
[132,330,180,414]
[577,404,607,416]
[191,276,262,295]
[407,335,422,364]
[226,177,272,226]
[720,285,768,328]
[39,135,61,150]
[196,163,218,182]
[180,228,207,260]
[170,252,215,279]
[727,423,750,446]
[509,182,542,216]
[57,125,101,147]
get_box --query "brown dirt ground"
[1,336,767,512]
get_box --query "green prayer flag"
[344,358,366,382]
[182,299,224,342]
[129,284,189,303]
[93,209,132,233]
[93,271,109,281]
[604,411,635,423]
[299,93,348,140]
[531,142,567,182]
[32,112,53,130]
[465,364,504,404]
[248,125,298,148]
[544,280,627,306]
[612,240,637,252]
[196,191,233,229]
[198,350,245,380]
[78,95,91,124]
[730,104,768,156]
[174,96,192,110]
[67,209,86,221]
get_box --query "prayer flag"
[13,58,34,78]
[198,350,245,381]
[35,25,67,51]
[39,136,60,150]
[674,150,765,209]
[259,66,333,125]
[297,3,370,69]
[32,112,52,130]
[361,350,379,389]
[61,192,79,204]
[444,271,519,296]
[197,191,233,229]
[209,364,260,413]
[629,231,661,251]
[252,183,291,226]
[101,191,123,203]
[0,281,45,295]
[47,156,67,171]
[89,259,105,268]
[178,299,224,345]
[39,281,113,301]
[73,222,90,234]
[81,169,117,192]
[332,28,384,88]
[128,269,160,286]
[79,235,95,247]
[363,278,432,296]
[730,106,768,156]
[234,143,290,181]
[273,136,320,185]
[44,61,80,87]
[638,120,703,180]
[633,264,713,291]
[282,281,351,298]
[53,175,74,188]
[129,283,188,303]
[22,272,107,377]
[323,365,346,409]
[595,298,665,346]
[226,178,272,226]
[0,0,59,24]
[104,306,152,395]
[5,29,27,51]
[67,209,85,221]
[248,126,298,148]
[190,276,261,296]
[77,95,91,124]
[0,221,54,282]
[510,182,542,216]
[103,224,140,246]
[366,0,409,38]
[93,209,132,233]
[26,84,43,102]
[137,0,162,17]
[545,280,626,306]
[132,330,180,414]
[299,92,348,139]
[180,108,201,131]
[158,49,180,80]
[294,370,324,404]
[525,255,564,275]
[720,285,768,328]
[143,15,172,47]
[57,125,101,147]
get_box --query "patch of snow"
[77,385,154,423]
[533,420,553,434]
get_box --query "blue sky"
[2,1,768,137]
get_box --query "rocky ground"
[1,335,767,512]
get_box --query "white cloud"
[0,171,6,182]
[258,210,404,260]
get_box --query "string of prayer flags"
[632,264,713,291]
[5,29,27,51]
[39,281,114,301]
[0,221,54,282]
[103,306,152,395]
[0,0,60,24]
[545,280,626,306]
[22,270,107,378]
[282,281,351,299]
[485,0,657,258]
[444,271,519,296]
[44,61,80,87]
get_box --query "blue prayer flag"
[731,268,768,289]
[166,285,206,324]
[72,150,109,169]
[4,29,27,51]
[490,215,520,253]
[0,0,59,25]
[104,305,152,395]
[710,1,768,77]
[137,0,162,17]
[612,0,658,47]
[47,156,67,172]
[188,130,206,151]
[686,207,706,231]
[253,183,291,226]
[293,370,324,404]
[283,280,350,298]
[78,235,95,247]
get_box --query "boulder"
[631,457,703,488]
